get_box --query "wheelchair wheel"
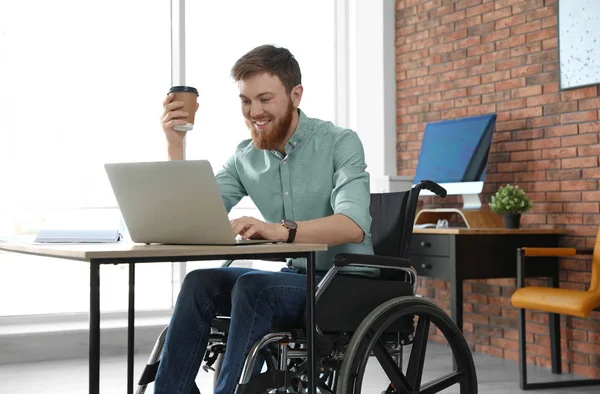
[337,297,477,394]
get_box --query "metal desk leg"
[128,263,135,394]
[305,252,316,394]
[90,260,101,394]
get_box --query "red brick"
[526,27,555,43]
[541,147,576,159]
[527,115,560,128]
[496,78,526,91]
[455,96,481,108]
[547,191,581,202]
[481,70,510,84]
[544,101,578,115]
[496,119,526,131]
[495,14,526,29]
[497,56,527,70]
[578,145,600,157]
[483,7,512,22]
[527,93,560,107]
[511,20,542,35]
[527,159,560,171]
[511,150,542,161]
[511,42,543,57]
[561,133,598,147]
[481,49,510,63]
[454,57,482,70]
[582,191,600,202]
[579,98,600,111]
[468,43,496,57]
[455,0,482,10]
[542,38,557,50]
[541,15,556,29]
[546,169,580,181]
[466,2,494,17]
[561,180,598,191]
[510,106,542,120]
[562,157,599,169]
[561,111,598,124]
[453,75,481,88]
[528,137,560,150]
[581,122,600,133]
[456,15,483,30]
[564,203,599,213]
[560,86,598,101]
[468,63,495,76]
[439,89,467,103]
[512,85,543,98]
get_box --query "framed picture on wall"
[558,0,600,90]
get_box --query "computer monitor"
[413,114,497,209]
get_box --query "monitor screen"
[414,114,496,184]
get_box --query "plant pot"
[503,213,521,229]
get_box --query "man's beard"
[248,101,295,151]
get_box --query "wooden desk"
[0,241,327,394]
[409,228,567,333]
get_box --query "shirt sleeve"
[215,154,247,213]
[330,130,372,236]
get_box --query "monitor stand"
[414,193,503,229]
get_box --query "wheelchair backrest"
[369,191,411,259]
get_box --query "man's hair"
[231,45,302,94]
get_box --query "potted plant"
[489,184,532,229]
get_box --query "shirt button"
[293,141,297,145]
[284,191,289,196]
[282,160,287,164]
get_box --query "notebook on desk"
[104,160,275,246]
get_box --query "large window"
[0,1,172,315]
[0,0,336,316]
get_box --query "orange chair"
[511,244,600,390]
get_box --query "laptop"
[104,160,275,245]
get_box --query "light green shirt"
[215,109,374,273]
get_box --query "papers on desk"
[34,229,122,243]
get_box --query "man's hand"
[161,93,200,160]
[231,217,288,241]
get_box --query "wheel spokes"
[373,339,413,394]
[406,315,430,390]
[419,370,469,394]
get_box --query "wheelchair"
[136,180,478,394]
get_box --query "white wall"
[337,0,413,192]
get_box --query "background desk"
[0,241,327,394]
[409,228,567,332]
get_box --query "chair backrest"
[369,186,422,258]
[369,191,410,259]
[590,227,600,292]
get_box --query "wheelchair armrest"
[521,247,593,257]
[333,253,412,270]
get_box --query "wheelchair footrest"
[138,362,159,385]
[236,370,291,394]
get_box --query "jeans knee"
[231,271,270,302]
[179,268,220,300]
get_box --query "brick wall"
[395,0,600,378]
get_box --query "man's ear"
[290,84,303,108]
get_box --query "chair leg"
[518,308,528,390]
[549,312,561,374]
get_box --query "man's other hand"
[231,217,288,242]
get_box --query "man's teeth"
[255,120,270,126]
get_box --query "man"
[155,44,374,394]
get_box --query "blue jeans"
[154,267,311,394]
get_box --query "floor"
[0,342,598,393]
